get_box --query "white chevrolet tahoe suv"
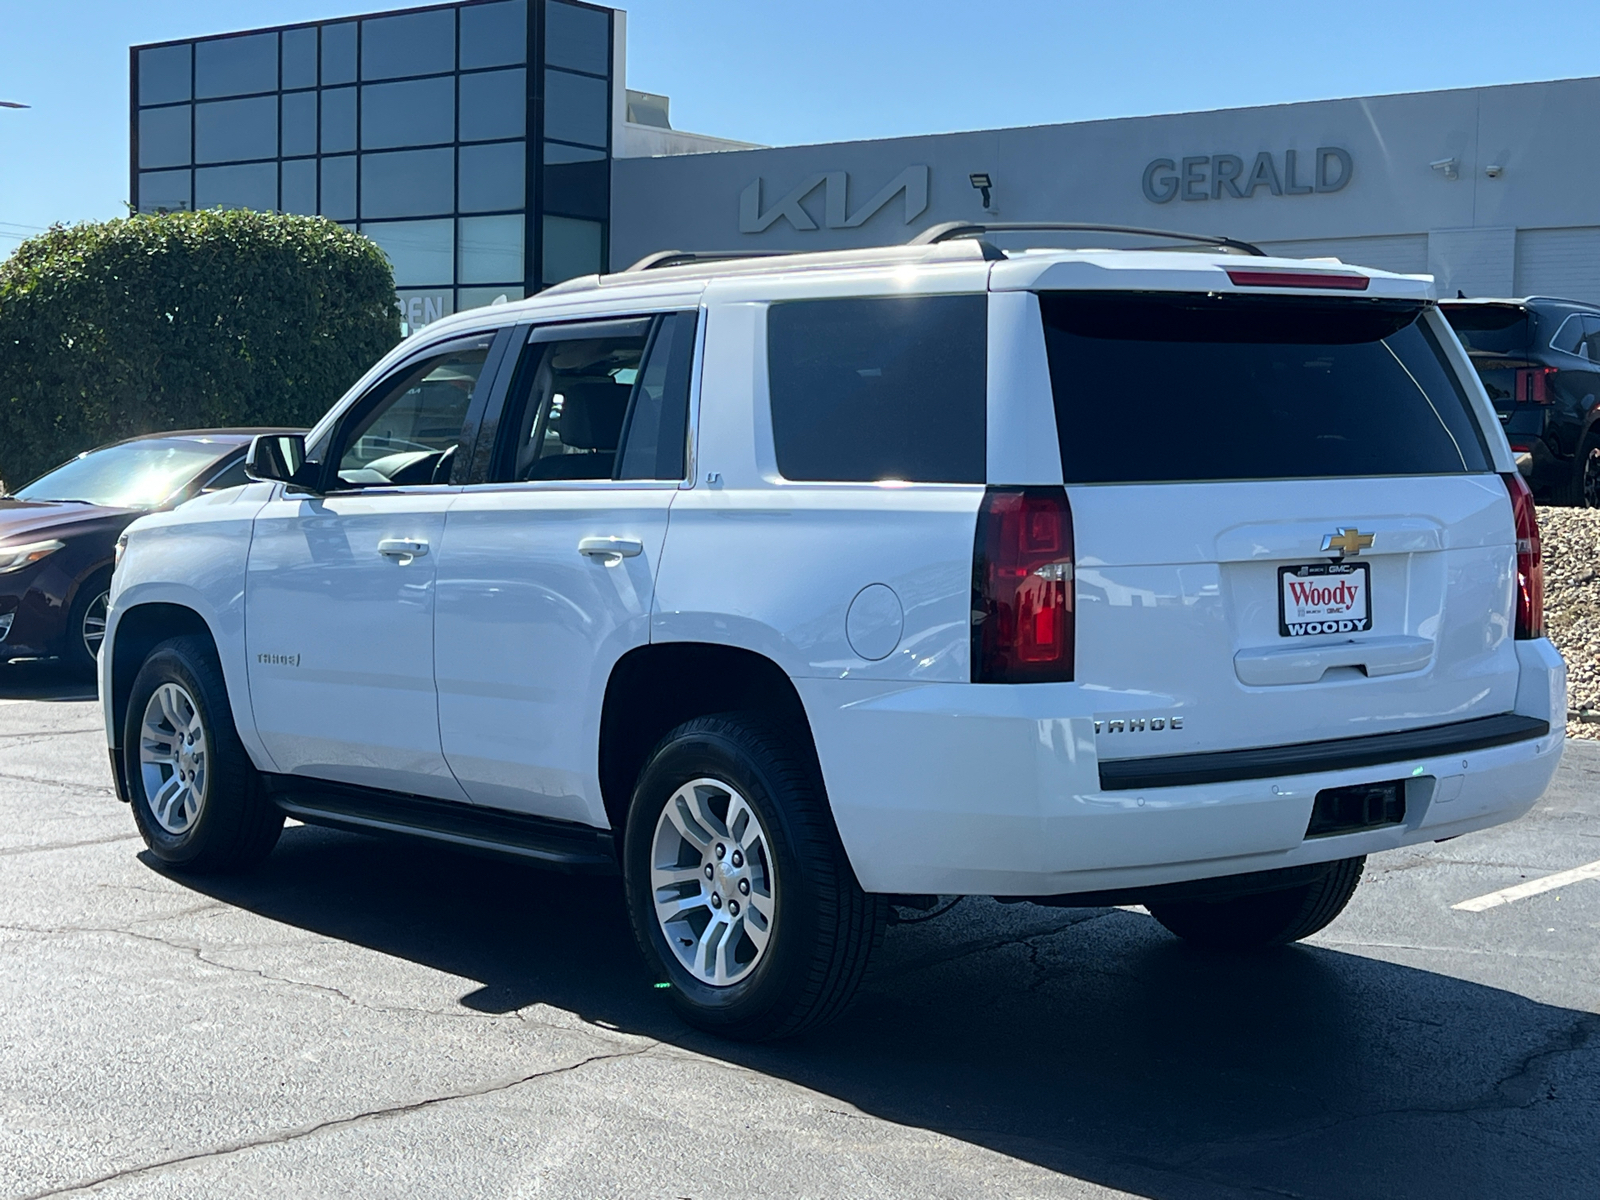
[102,223,1566,1040]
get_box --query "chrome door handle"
[578,536,643,565]
[377,538,429,564]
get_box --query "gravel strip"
[1537,506,1600,739]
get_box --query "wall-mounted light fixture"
[1485,164,1504,178]
[1430,157,1459,181]
[969,172,994,210]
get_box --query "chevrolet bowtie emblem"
[1321,527,1375,556]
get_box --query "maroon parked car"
[0,430,295,669]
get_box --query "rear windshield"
[1441,304,1532,357]
[1040,293,1491,484]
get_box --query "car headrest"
[557,380,631,451]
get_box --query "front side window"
[333,344,491,489]
[495,312,696,482]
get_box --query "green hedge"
[0,209,401,490]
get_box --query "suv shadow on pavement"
[157,823,1598,1200]
[0,661,98,703]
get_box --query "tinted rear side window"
[1040,293,1491,484]
[1441,304,1532,357]
[767,295,986,483]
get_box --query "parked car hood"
[0,499,140,543]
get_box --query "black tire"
[123,635,282,873]
[623,714,885,1041]
[1147,857,1364,950]
[63,567,112,671]
[1546,435,1600,507]
[1580,435,1600,509]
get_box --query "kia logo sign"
[740,166,929,233]
[1142,148,1352,203]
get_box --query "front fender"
[103,486,274,769]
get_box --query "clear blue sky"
[3,0,1597,248]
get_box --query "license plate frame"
[1278,561,1372,637]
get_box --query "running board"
[263,775,618,873]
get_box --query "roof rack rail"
[621,249,788,273]
[909,221,1266,257]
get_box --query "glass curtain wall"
[131,0,613,330]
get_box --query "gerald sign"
[1143,148,1352,203]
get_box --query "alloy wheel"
[650,777,777,986]
[138,682,209,834]
[81,590,109,661]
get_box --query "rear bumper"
[798,639,1566,895]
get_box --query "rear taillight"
[1502,471,1544,639]
[972,487,1075,683]
[1514,366,1557,404]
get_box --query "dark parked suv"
[1442,297,1600,505]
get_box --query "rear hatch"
[1038,289,1518,759]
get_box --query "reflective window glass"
[361,77,455,149]
[281,92,317,157]
[138,106,191,169]
[362,219,455,286]
[322,23,357,85]
[195,162,278,212]
[545,1,609,75]
[321,86,356,153]
[461,1,527,69]
[281,159,317,215]
[195,33,277,99]
[1040,293,1490,483]
[336,345,488,487]
[139,44,191,106]
[543,142,605,217]
[499,320,649,481]
[15,439,232,509]
[361,148,455,219]
[768,296,987,483]
[458,285,524,311]
[195,96,277,163]
[617,311,698,481]
[362,9,455,80]
[542,215,603,283]
[397,289,456,335]
[138,169,192,214]
[459,141,524,212]
[459,68,525,141]
[283,27,319,89]
[320,156,356,220]
[544,69,607,148]
[459,215,524,283]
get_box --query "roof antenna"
[1457,289,1467,298]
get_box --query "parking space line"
[1452,859,1600,912]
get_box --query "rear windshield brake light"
[1225,269,1371,291]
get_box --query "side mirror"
[245,434,317,492]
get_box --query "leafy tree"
[0,209,401,489]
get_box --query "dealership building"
[132,0,1600,332]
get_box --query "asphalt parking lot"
[2,664,1597,1200]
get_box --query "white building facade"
[612,75,1600,304]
